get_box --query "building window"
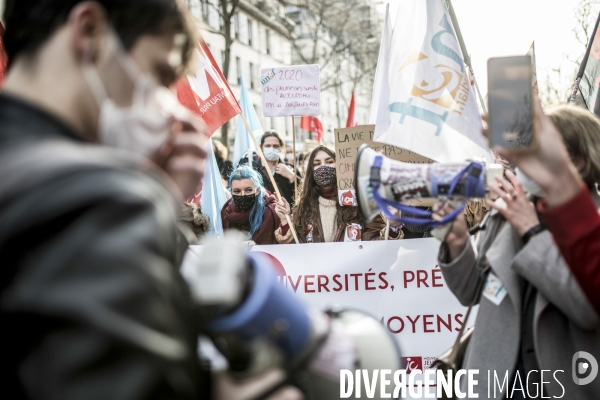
[188,0,201,19]
[201,0,209,20]
[221,50,226,70]
[249,62,256,89]
[265,29,271,55]
[234,13,240,40]
[248,19,254,47]
[236,57,242,84]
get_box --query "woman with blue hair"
[221,165,287,245]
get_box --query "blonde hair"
[212,139,228,160]
[546,105,600,187]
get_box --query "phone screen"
[487,56,535,150]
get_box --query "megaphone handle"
[240,113,300,244]
[384,219,390,240]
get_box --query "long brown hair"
[292,146,358,239]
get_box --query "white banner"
[261,65,321,117]
[251,240,476,380]
[187,239,477,398]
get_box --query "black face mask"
[402,209,433,234]
[232,194,257,212]
[313,165,337,187]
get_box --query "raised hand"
[486,170,539,236]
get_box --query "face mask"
[314,165,337,187]
[82,32,180,156]
[232,194,257,212]
[516,168,544,197]
[402,209,433,234]
[263,147,281,162]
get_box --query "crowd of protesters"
[1,0,600,400]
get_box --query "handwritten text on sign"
[334,124,433,206]
[261,65,321,117]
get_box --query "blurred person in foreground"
[221,165,284,245]
[0,1,301,399]
[496,100,600,317]
[434,104,600,399]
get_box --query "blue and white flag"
[201,140,228,236]
[232,75,264,166]
[369,3,392,128]
[375,0,492,164]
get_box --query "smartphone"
[487,55,536,151]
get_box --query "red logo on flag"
[175,37,241,136]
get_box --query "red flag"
[346,91,356,128]
[0,22,7,87]
[301,116,324,143]
[188,183,203,205]
[175,36,241,136]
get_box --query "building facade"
[187,0,381,149]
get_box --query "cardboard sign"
[261,65,321,117]
[334,124,433,206]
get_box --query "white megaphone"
[354,145,504,222]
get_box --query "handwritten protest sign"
[261,65,321,117]
[334,124,433,206]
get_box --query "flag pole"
[240,113,300,244]
[570,10,600,103]
[292,116,298,197]
[446,0,487,114]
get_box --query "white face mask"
[262,147,281,162]
[82,33,183,157]
[516,168,545,197]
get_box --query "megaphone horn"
[355,145,499,223]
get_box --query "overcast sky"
[384,0,592,103]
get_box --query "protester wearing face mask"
[0,1,303,400]
[275,146,401,243]
[433,105,600,399]
[238,130,301,206]
[221,166,285,245]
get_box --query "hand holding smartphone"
[487,55,537,151]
